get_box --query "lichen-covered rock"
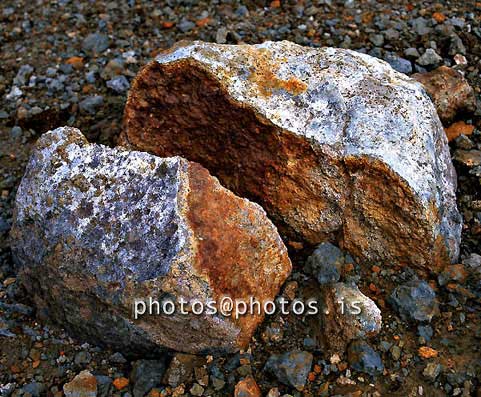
[319,282,382,354]
[122,40,461,273]
[10,127,291,355]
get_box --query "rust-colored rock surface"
[10,127,291,355]
[413,65,477,125]
[122,41,461,273]
[234,376,262,397]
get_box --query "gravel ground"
[1,1,481,396]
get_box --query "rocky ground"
[1,0,481,396]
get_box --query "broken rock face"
[10,127,291,355]
[122,40,461,273]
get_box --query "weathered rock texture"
[10,127,291,355]
[122,41,462,273]
[413,66,477,125]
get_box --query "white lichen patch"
[14,127,188,284]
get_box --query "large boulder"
[10,127,291,355]
[122,41,461,273]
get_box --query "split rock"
[10,127,291,355]
[122,41,461,273]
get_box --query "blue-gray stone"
[265,350,313,391]
[389,280,438,323]
[347,340,384,376]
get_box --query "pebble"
[264,350,313,391]
[10,126,22,139]
[234,376,261,397]
[130,359,167,397]
[463,253,481,269]
[304,242,344,284]
[106,76,130,94]
[178,19,195,33]
[64,370,97,397]
[74,351,92,365]
[22,382,45,397]
[95,376,112,397]
[5,86,23,100]
[384,54,412,74]
[109,352,127,364]
[347,340,384,376]
[79,95,104,114]
[82,33,110,54]
[389,280,439,323]
[417,49,443,67]
[14,65,34,86]
[189,383,204,396]
[423,362,442,381]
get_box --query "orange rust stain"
[245,48,308,97]
[186,162,291,346]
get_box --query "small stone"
[384,54,412,74]
[163,353,204,388]
[189,383,204,396]
[304,243,343,284]
[130,359,167,397]
[178,19,195,33]
[10,126,22,139]
[266,388,280,397]
[454,134,475,150]
[109,352,127,364]
[423,362,442,381]
[454,150,481,168]
[82,33,110,55]
[413,66,477,124]
[14,65,34,86]
[112,378,129,391]
[63,370,97,397]
[347,340,384,376]
[404,47,421,58]
[390,345,401,361]
[319,282,382,354]
[74,351,92,366]
[418,325,434,341]
[5,86,22,100]
[215,27,228,44]
[463,253,481,269]
[417,49,442,67]
[106,76,130,94]
[95,376,112,397]
[445,122,475,142]
[211,377,225,391]
[234,376,261,397]
[418,346,438,359]
[79,95,104,115]
[389,280,439,323]
[264,350,313,391]
[369,34,384,47]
